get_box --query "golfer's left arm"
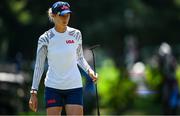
[76,31,98,82]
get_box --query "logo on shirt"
[66,40,75,44]
[47,99,56,104]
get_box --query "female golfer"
[29,1,98,115]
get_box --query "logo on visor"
[61,5,69,10]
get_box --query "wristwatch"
[30,89,37,94]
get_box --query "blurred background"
[0,0,180,115]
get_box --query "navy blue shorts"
[45,87,83,108]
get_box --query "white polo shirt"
[31,26,91,90]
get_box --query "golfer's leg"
[65,104,83,115]
[45,87,64,115]
[47,106,62,115]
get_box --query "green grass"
[122,95,162,115]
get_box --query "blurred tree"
[0,0,179,65]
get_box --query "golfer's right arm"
[29,35,48,112]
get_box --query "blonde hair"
[48,8,54,23]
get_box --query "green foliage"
[98,59,136,114]
[145,65,162,90]
[176,65,180,89]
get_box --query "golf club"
[89,44,100,116]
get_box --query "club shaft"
[91,50,100,116]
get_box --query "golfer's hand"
[88,68,98,82]
[29,93,38,112]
